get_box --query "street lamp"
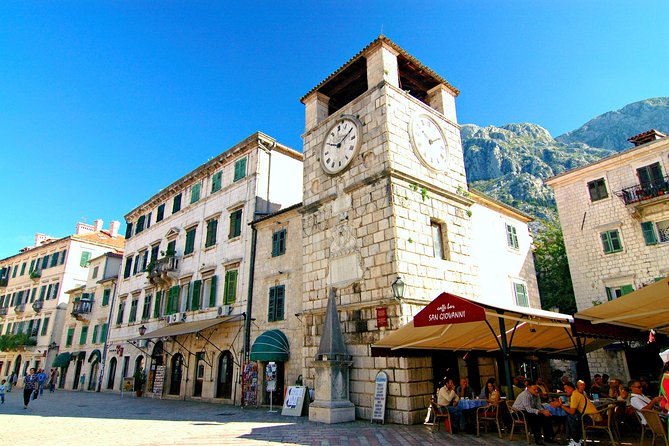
[48,342,58,350]
[391,276,405,301]
[138,325,147,336]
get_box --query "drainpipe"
[97,277,118,392]
[243,225,258,364]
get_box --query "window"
[80,251,91,267]
[272,229,286,257]
[211,171,222,193]
[431,221,447,260]
[30,288,36,303]
[29,260,35,273]
[51,282,59,300]
[102,288,111,306]
[637,162,663,188]
[136,215,146,234]
[180,284,190,312]
[92,266,99,279]
[172,193,182,214]
[229,209,242,239]
[605,285,634,301]
[505,223,519,249]
[20,263,26,276]
[59,249,66,265]
[150,244,160,262]
[191,280,202,311]
[125,222,134,239]
[100,323,108,342]
[223,270,237,305]
[601,230,623,254]
[116,300,125,325]
[268,285,285,322]
[513,282,529,307]
[184,227,197,255]
[46,284,52,300]
[41,256,49,269]
[129,298,138,323]
[233,157,247,182]
[133,254,140,275]
[12,265,17,278]
[153,291,163,318]
[190,183,201,204]
[205,219,218,247]
[79,326,88,345]
[51,253,59,267]
[587,178,608,202]
[206,275,217,308]
[92,325,99,344]
[167,240,176,256]
[156,203,165,222]
[141,250,149,272]
[66,327,74,346]
[39,286,46,301]
[166,286,180,315]
[142,294,152,320]
[146,212,152,228]
[654,219,669,244]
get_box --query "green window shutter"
[641,222,657,245]
[42,256,49,269]
[192,280,202,311]
[601,232,612,253]
[92,325,99,344]
[234,157,247,182]
[153,291,162,318]
[190,183,201,204]
[41,317,49,336]
[60,249,67,265]
[100,323,108,342]
[209,275,217,307]
[80,251,91,267]
[205,219,218,247]
[29,259,35,273]
[66,327,75,346]
[79,326,88,345]
[52,282,59,300]
[268,287,276,322]
[275,285,285,321]
[20,263,26,275]
[185,228,196,254]
[172,193,182,213]
[272,230,286,257]
[224,270,237,305]
[168,286,180,314]
[30,288,36,303]
[229,210,242,238]
[156,203,165,222]
[211,171,222,193]
[620,285,635,295]
[102,288,110,306]
[605,286,613,301]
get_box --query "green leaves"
[0,333,36,351]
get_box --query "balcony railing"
[32,300,44,312]
[0,308,7,316]
[617,175,669,205]
[72,299,93,316]
[148,255,180,287]
[14,303,26,313]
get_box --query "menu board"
[281,386,307,417]
[371,371,388,424]
[152,366,165,399]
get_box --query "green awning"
[250,330,290,362]
[52,352,71,368]
[88,349,101,363]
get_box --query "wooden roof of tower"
[300,35,459,105]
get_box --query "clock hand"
[337,128,353,146]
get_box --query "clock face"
[321,117,361,174]
[410,114,449,171]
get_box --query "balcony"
[617,175,669,206]
[71,299,93,322]
[32,300,43,312]
[29,270,41,281]
[147,255,180,287]
[0,278,7,287]
[14,303,26,313]
[0,308,7,317]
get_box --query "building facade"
[546,129,669,379]
[106,132,303,404]
[0,219,124,386]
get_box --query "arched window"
[107,357,117,390]
[169,353,183,395]
[216,351,234,399]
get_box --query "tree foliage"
[0,333,36,352]
[533,220,577,315]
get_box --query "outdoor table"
[459,399,488,410]
[544,403,567,417]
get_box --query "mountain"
[462,97,669,220]
[556,97,669,151]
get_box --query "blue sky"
[1,1,668,259]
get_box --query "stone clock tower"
[300,36,477,424]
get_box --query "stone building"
[55,252,122,391]
[546,129,669,379]
[106,132,303,403]
[0,219,124,386]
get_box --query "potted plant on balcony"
[134,366,146,397]
[29,270,41,281]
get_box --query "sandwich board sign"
[371,371,388,424]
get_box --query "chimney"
[75,222,95,235]
[34,233,47,247]
[94,219,104,232]
[628,129,667,147]
[109,220,121,238]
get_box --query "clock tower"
[300,36,477,424]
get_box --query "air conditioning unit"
[180,312,187,322]
[165,314,180,324]
[217,305,233,316]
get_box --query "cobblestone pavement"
[1,390,640,446]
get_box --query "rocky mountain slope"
[462,97,669,220]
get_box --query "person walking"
[49,369,58,392]
[23,368,38,409]
[0,379,6,404]
[36,369,47,396]
[7,372,16,392]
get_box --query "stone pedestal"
[308,359,355,424]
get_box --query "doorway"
[107,358,117,390]
[72,357,83,389]
[148,341,164,393]
[216,351,234,399]
[169,353,183,395]
[263,361,285,406]
[193,352,205,397]
[88,361,99,391]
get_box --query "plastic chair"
[640,410,668,446]
[582,404,617,446]
[506,399,531,443]
[477,400,502,438]
[430,399,453,434]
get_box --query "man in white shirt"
[629,379,665,425]
[437,378,464,433]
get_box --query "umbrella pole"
[498,313,514,398]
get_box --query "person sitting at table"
[480,377,496,399]
[457,377,476,400]
[484,381,500,403]
[629,379,667,427]
[557,380,599,446]
[590,374,605,399]
[536,377,549,398]
[513,375,526,399]
[437,378,465,433]
[512,379,556,445]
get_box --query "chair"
[640,410,668,446]
[636,410,655,446]
[430,399,453,434]
[506,399,531,443]
[477,400,502,438]
[582,404,617,446]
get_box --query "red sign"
[376,307,388,328]
[116,345,124,357]
[414,292,486,327]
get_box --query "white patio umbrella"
[659,348,669,363]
